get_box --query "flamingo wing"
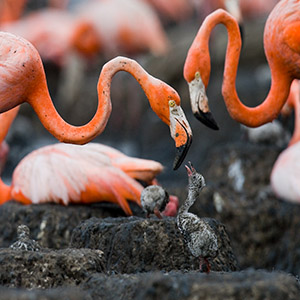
[11,143,144,215]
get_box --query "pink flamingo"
[271,79,300,203]
[143,0,193,22]
[73,0,170,56]
[1,8,101,66]
[183,1,300,130]
[0,106,168,215]
[0,31,192,169]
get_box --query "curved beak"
[188,76,219,130]
[169,104,193,170]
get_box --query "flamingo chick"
[176,163,218,273]
[10,224,41,252]
[0,31,192,169]
[141,185,179,218]
[184,1,300,130]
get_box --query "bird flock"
[0,0,299,272]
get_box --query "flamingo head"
[145,79,193,170]
[71,21,102,57]
[183,43,219,131]
[185,161,206,191]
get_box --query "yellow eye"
[195,71,200,79]
[169,100,176,107]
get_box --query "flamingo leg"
[199,257,211,274]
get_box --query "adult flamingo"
[0,106,166,215]
[1,8,101,66]
[73,0,170,56]
[270,79,300,203]
[183,0,300,130]
[0,31,192,169]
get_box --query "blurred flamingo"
[270,79,300,203]
[1,8,101,66]
[0,106,161,215]
[143,0,193,22]
[0,0,27,24]
[0,31,192,169]
[184,1,300,130]
[73,0,170,56]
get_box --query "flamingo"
[0,0,27,24]
[270,79,300,203]
[0,107,157,215]
[140,185,179,218]
[0,31,192,169]
[0,106,181,215]
[143,0,193,22]
[176,162,218,273]
[0,8,101,66]
[183,1,300,130]
[73,0,170,56]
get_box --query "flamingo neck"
[0,178,11,204]
[195,9,292,127]
[28,56,154,145]
[0,106,20,144]
[221,11,292,127]
[178,181,199,215]
[289,81,300,146]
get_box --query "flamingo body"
[1,8,100,65]
[271,142,300,203]
[1,142,164,215]
[74,0,169,56]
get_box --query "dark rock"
[70,216,238,273]
[0,286,91,300]
[82,269,300,300]
[0,248,106,289]
[0,201,143,249]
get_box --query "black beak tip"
[194,111,219,130]
[173,136,193,170]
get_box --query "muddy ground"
[1,9,300,300]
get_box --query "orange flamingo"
[270,79,300,203]
[1,8,101,66]
[0,106,166,215]
[183,1,300,130]
[143,0,193,22]
[0,0,27,24]
[73,0,170,56]
[0,31,192,169]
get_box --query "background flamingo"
[183,1,300,130]
[0,31,192,169]
[1,8,101,66]
[271,79,300,203]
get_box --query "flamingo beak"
[169,102,193,170]
[188,76,219,130]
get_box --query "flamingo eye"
[169,100,176,107]
[195,71,200,79]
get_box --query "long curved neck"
[201,9,292,127]
[27,57,154,144]
[289,80,300,146]
[0,106,20,143]
[178,181,199,215]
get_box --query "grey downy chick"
[176,162,218,273]
[141,185,169,218]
